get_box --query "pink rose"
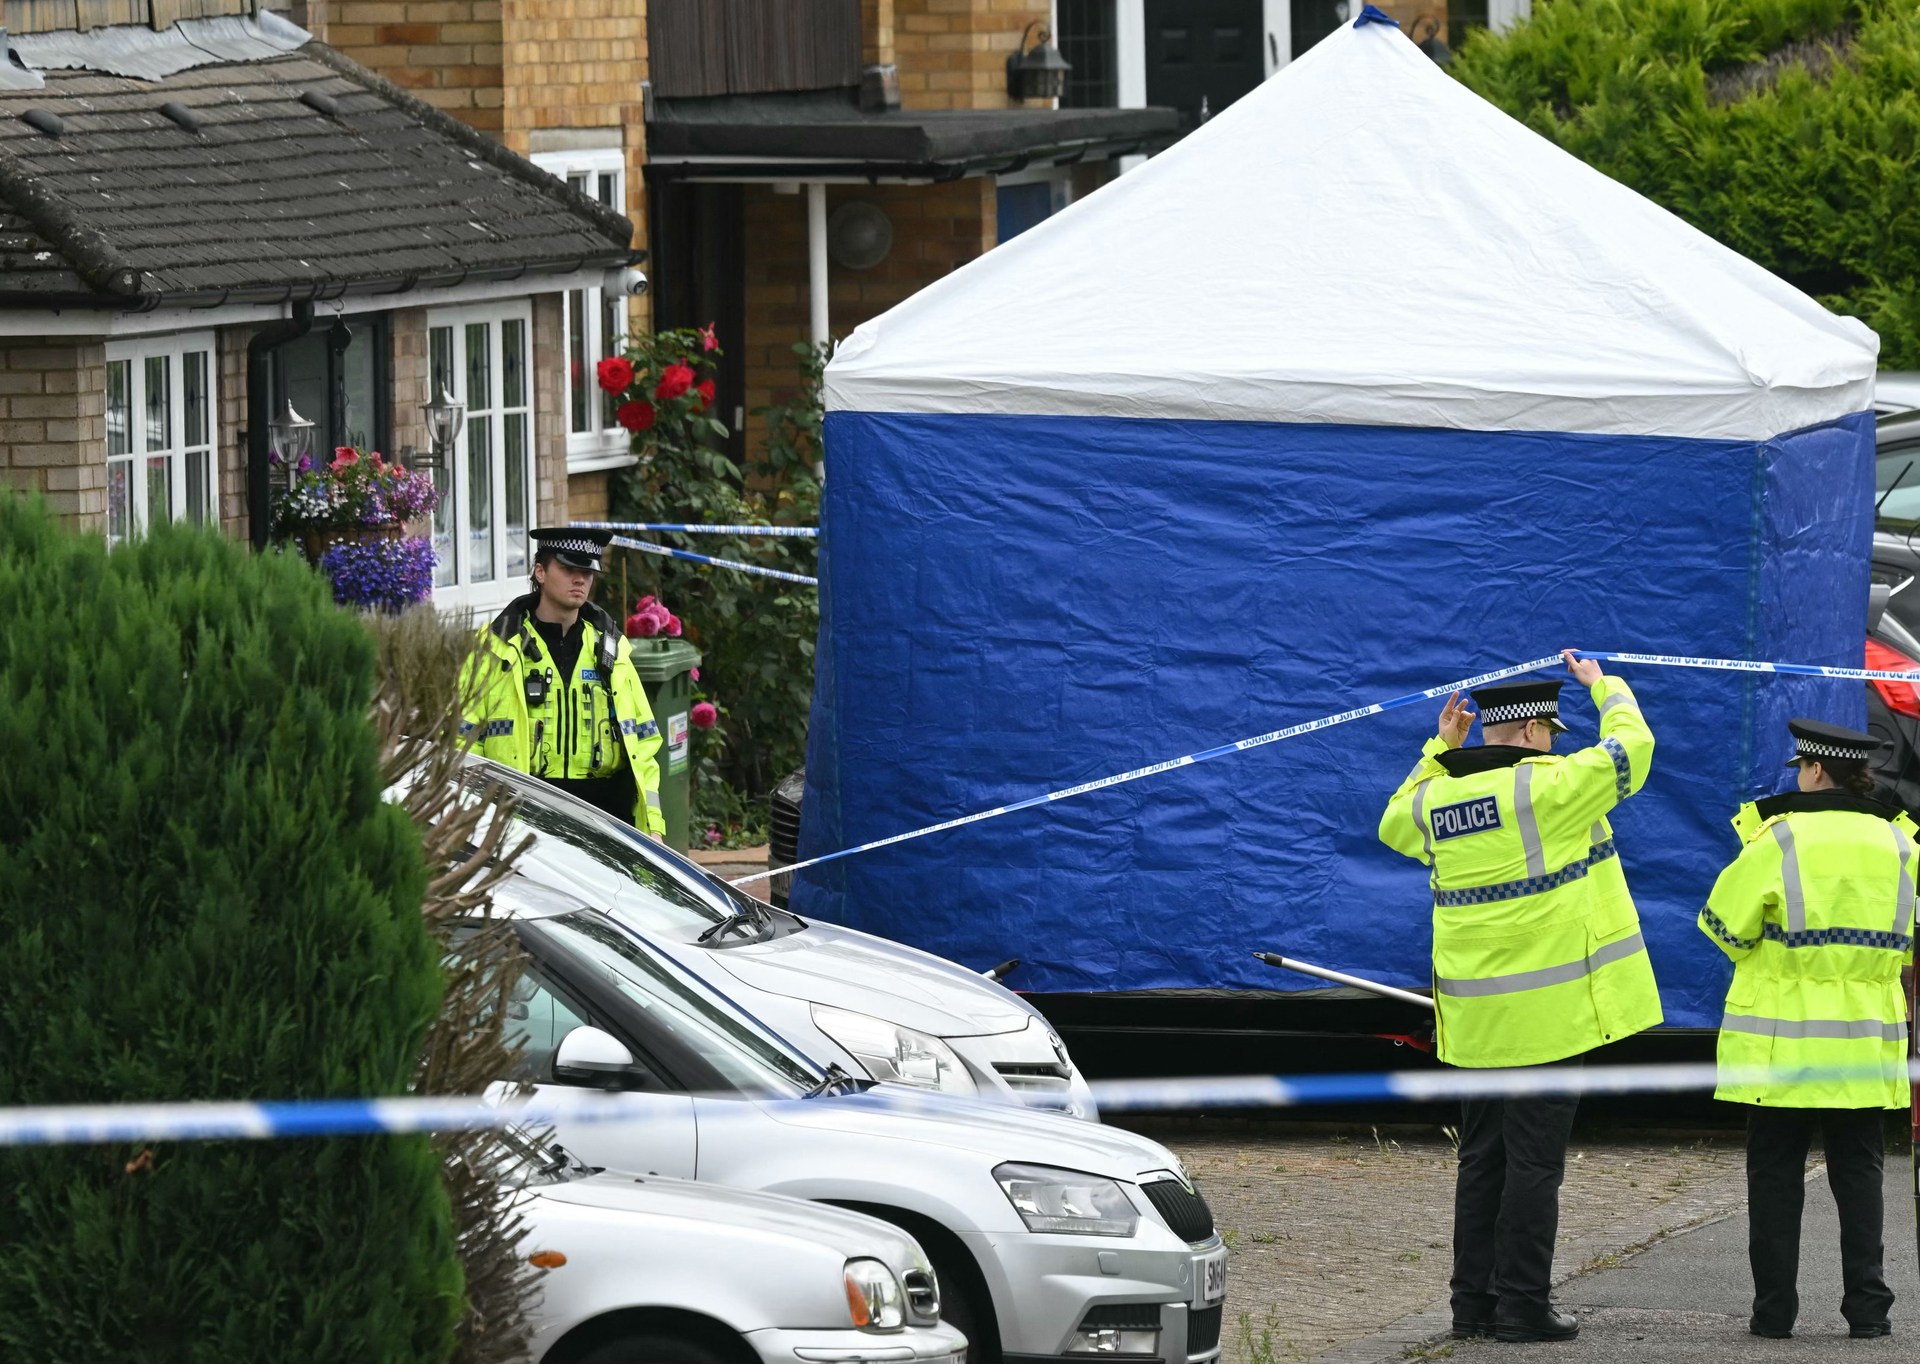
[626,612,660,638]
[635,595,657,610]
[690,701,718,729]
[690,667,700,681]
[699,322,719,353]
[665,613,683,637]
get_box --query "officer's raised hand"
[1438,692,1475,749]
[1562,649,1603,688]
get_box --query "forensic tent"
[799,11,1879,1028]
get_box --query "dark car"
[1869,410,1920,815]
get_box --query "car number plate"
[1195,1247,1227,1308]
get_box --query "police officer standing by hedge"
[1379,650,1664,1344]
[1699,718,1914,1341]
[460,528,667,839]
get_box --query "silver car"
[470,760,1098,1119]
[482,877,1226,1364]
[500,1127,968,1364]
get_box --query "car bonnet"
[705,920,1032,1038]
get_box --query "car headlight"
[994,1162,1140,1237]
[812,1004,978,1094]
[843,1257,907,1331]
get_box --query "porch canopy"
[804,14,1879,1027]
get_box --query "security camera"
[602,267,649,298]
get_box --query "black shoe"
[1749,1321,1792,1339]
[1494,1308,1579,1342]
[1849,1322,1892,1339]
[1452,1320,1495,1339]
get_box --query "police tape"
[610,536,819,586]
[730,649,1920,888]
[1,1059,1915,1146]
[572,521,819,538]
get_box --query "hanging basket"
[299,521,405,565]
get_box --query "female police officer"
[1699,718,1914,1340]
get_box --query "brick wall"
[739,178,994,454]
[893,0,1050,110]
[530,292,570,527]
[216,326,253,542]
[863,0,894,66]
[0,338,107,531]
[322,0,507,134]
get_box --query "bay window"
[104,331,216,546]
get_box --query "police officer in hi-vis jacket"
[1380,650,1663,1344]
[459,528,667,838]
[1700,718,1914,1341]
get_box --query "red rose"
[616,400,656,433]
[690,701,718,729]
[655,362,695,401]
[694,379,716,412]
[699,323,719,353]
[597,356,635,394]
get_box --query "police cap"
[1470,678,1567,734]
[1784,717,1883,767]
[531,527,613,573]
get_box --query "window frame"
[265,312,393,458]
[531,148,636,475]
[426,300,538,618]
[103,330,218,546]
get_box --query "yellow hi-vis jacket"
[1699,792,1916,1109]
[1379,676,1664,1067]
[459,594,667,838]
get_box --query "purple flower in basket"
[319,536,437,613]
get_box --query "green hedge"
[0,499,459,1361]
[1453,0,1920,365]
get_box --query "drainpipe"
[806,182,829,347]
[247,300,315,549]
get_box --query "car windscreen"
[541,911,818,1099]
[468,767,736,937]
[1877,442,1920,525]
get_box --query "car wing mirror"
[1872,583,1893,634]
[554,1025,648,1091]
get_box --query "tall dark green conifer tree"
[1454,0,1920,366]
[0,497,459,1361]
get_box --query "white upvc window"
[532,148,634,474]
[103,331,217,546]
[427,302,536,618]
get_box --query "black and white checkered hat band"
[547,537,600,557]
[1795,739,1870,761]
[1480,702,1558,725]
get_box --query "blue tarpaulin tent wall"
[797,21,1880,1029]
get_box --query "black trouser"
[1746,1106,1893,1333]
[1451,1066,1583,1323]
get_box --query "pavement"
[1444,1160,1920,1364]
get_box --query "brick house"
[0,0,641,619]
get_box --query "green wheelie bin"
[625,637,702,851]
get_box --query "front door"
[1144,0,1266,134]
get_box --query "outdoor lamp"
[1006,22,1069,102]
[417,384,466,472]
[269,397,315,467]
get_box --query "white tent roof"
[825,16,1876,442]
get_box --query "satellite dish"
[828,201,893,270]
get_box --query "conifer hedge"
[1452,0,1920,365]
[0,498,459,1361]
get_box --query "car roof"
[1876,372,1920,415]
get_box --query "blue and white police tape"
[730,648,1920,888]
[572,521,818,538]
[1575,649,1919,686]
[3,1058,1917,1146]
[610,536,819,586]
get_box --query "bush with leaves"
[1451,0,1920,364]
[608,338,825,809]
[0,497,460,1362]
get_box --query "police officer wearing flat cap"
[1699,718,1913,1340]
[1381,651,1663,1343]
[459,528,667,838]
